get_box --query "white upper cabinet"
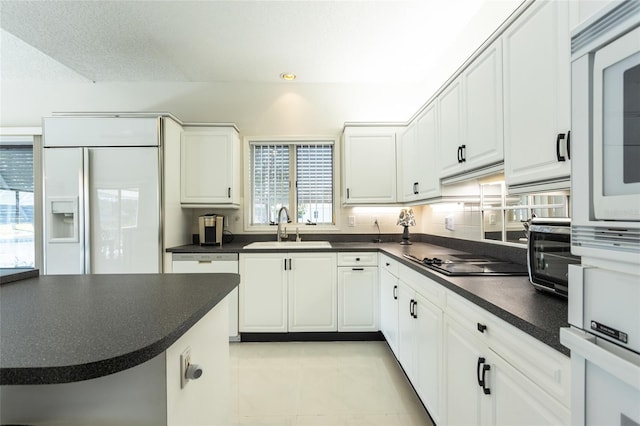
[343,126,397,204]
[400,122,419,201]
[180,126,240,207]
[438,78,465,178]
[439,39,504,180]
[400,102,440,202]
[503,0,571,192]
[462,39,504,173]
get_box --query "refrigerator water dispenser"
[48,198,78,242]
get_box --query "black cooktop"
[403,253,528,277]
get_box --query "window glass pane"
[251,145,290,224]
[530,195,567,218]
[0,141,35,267]
[481,183,502,208]
[296,144,333,224]
[483,210,503,241]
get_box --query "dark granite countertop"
[167,239,568,355]
[0,268,39,284]
[0,273,239,385]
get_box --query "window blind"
[251,144,290,224]
[0,145,33,193]
[296,144,333,224]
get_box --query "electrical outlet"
[180,347,191,389]
[445,216,455,231]
[348,216,355,227]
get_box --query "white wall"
[0,80,428,135]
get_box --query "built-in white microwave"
[571,2,640,264]
[592,25,640,221]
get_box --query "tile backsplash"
[421,202,483,241]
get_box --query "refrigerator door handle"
[83,148,91,274]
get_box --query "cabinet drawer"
[338,252,378,267]
[379,254,399,277]
[445,292,492,342]
[398,264,445,308]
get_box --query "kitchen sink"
[242,241,332,249]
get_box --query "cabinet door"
[399,122,419,202]
[180,128,239,206]
[338,267,379,332]
[485,350,570,426]
[439,78,465,178]
[397,282,417,380]
[463,39,504,172]
[343,128,397,204]
[414,292,443,425]
[379,267,399,355]
[288,253,337,332]
[443,315,484,426]
[415,102,440,199]
[239,254,287,332]
[503,0,571,188]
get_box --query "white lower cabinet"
[337,252,379,332]
[239,252,337,333]
[397,269,444,424]
[486,348,570,426]
[442,293,570,426]
[337,267,378,331]
[239,253,288,332]
[443,313,484,425]
[379,255,400,355]
[380,259,570,426]
[288,253,338,332]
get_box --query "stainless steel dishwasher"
[172,253,239,341]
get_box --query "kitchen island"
[0,272,239,425]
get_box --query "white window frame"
[243,136,341,233]
[480,181,570,245]
[0,127,43,269]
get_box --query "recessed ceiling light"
[280,73,296,81]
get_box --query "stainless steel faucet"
[276,206,290,242]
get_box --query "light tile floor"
[230,341,434,426]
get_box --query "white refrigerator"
[43,117,162,275]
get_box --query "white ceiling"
[0,0,522,84]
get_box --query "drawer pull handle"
[352,268,364,271]
[477,357,485,387]
[556,133,566,162]
[355,257,361,261]
[393,285,398,300]
[481,364,491,395]
[477,323,487,333]
[386,262,390,266]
